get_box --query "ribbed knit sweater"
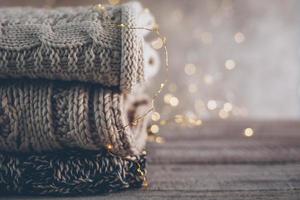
[0,79,150,156]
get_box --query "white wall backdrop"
[139,0,300,119]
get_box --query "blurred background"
[1,0,300,121]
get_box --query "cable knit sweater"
[0,2,151,92]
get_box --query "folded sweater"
[0,79,150,156]
[0,2,154,92]
[0,149,146,195]
[0,2,156,195]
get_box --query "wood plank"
[146,164,300,192]
[147,138,300,164]
[3,164,300,200]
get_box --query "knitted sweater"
[0,2,157,195]
[0,79,150,156]
[0,149,146,195]
[0,2,153,92]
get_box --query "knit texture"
[0,2,147,92]
[0,79,150,156]
[0,149,146,195]
[0,2,157,195]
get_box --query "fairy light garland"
[95,0,256,187]
[94,2,171,188]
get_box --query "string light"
[108,0,120,5]
[169,96,179,107]
[219,109,229,119]
[223,102,233,112]
[184,64,196,75]
[225,59,236,70]
[150,124,159,133]
[151,38,164,50]
[151,112,160,121]
[106,144,113,150]
[234,32,246,44]
[204,74,214,85]
[244,128,254,137]
[207,100,217,110]
[164,94,173,104]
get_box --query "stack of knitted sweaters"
[0,2,159,195]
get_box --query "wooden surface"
[2,120,300,200]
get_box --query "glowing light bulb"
[151,112,160,121]
[244,128,254,137]
[204,74,214,85]
[225,59,236,70]
[164,94,173,104]
[219,109,229,119]
[151,38,164,49]
[223,103,233,112]
[184,64,196,75]
[234,32,245,44]
[108,0,120,5]
[150,125,159,134]
[207,100,217,110]
[107,144,113,150]
[169,97,179,107]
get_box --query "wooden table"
[2,120,300,200]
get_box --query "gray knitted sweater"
[0,2,149,92]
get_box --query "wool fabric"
[0,149,146,195]
[0,2,151,92]
[0,1,157,195]
[0,79,150,156]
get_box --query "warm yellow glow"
[169,97,179,107]
[234,32,246,44]
[160,120,167,125]
[155,136,165,144]
[225,59,236,70]
[219,109,229,119]
[244,128,254,137]
[195,119,202,126]
[184,64,196,75]
[151,38,164,49]
[188,83,198,93]
[108,0,120,5]
[106,144,113,150]
[207,100,217,110]
[164,93,173,104]
[174,115,184,123]
[204,74,214,85]
[151,112,161,121]
[150,125,159,134]
[223,102,233,112]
